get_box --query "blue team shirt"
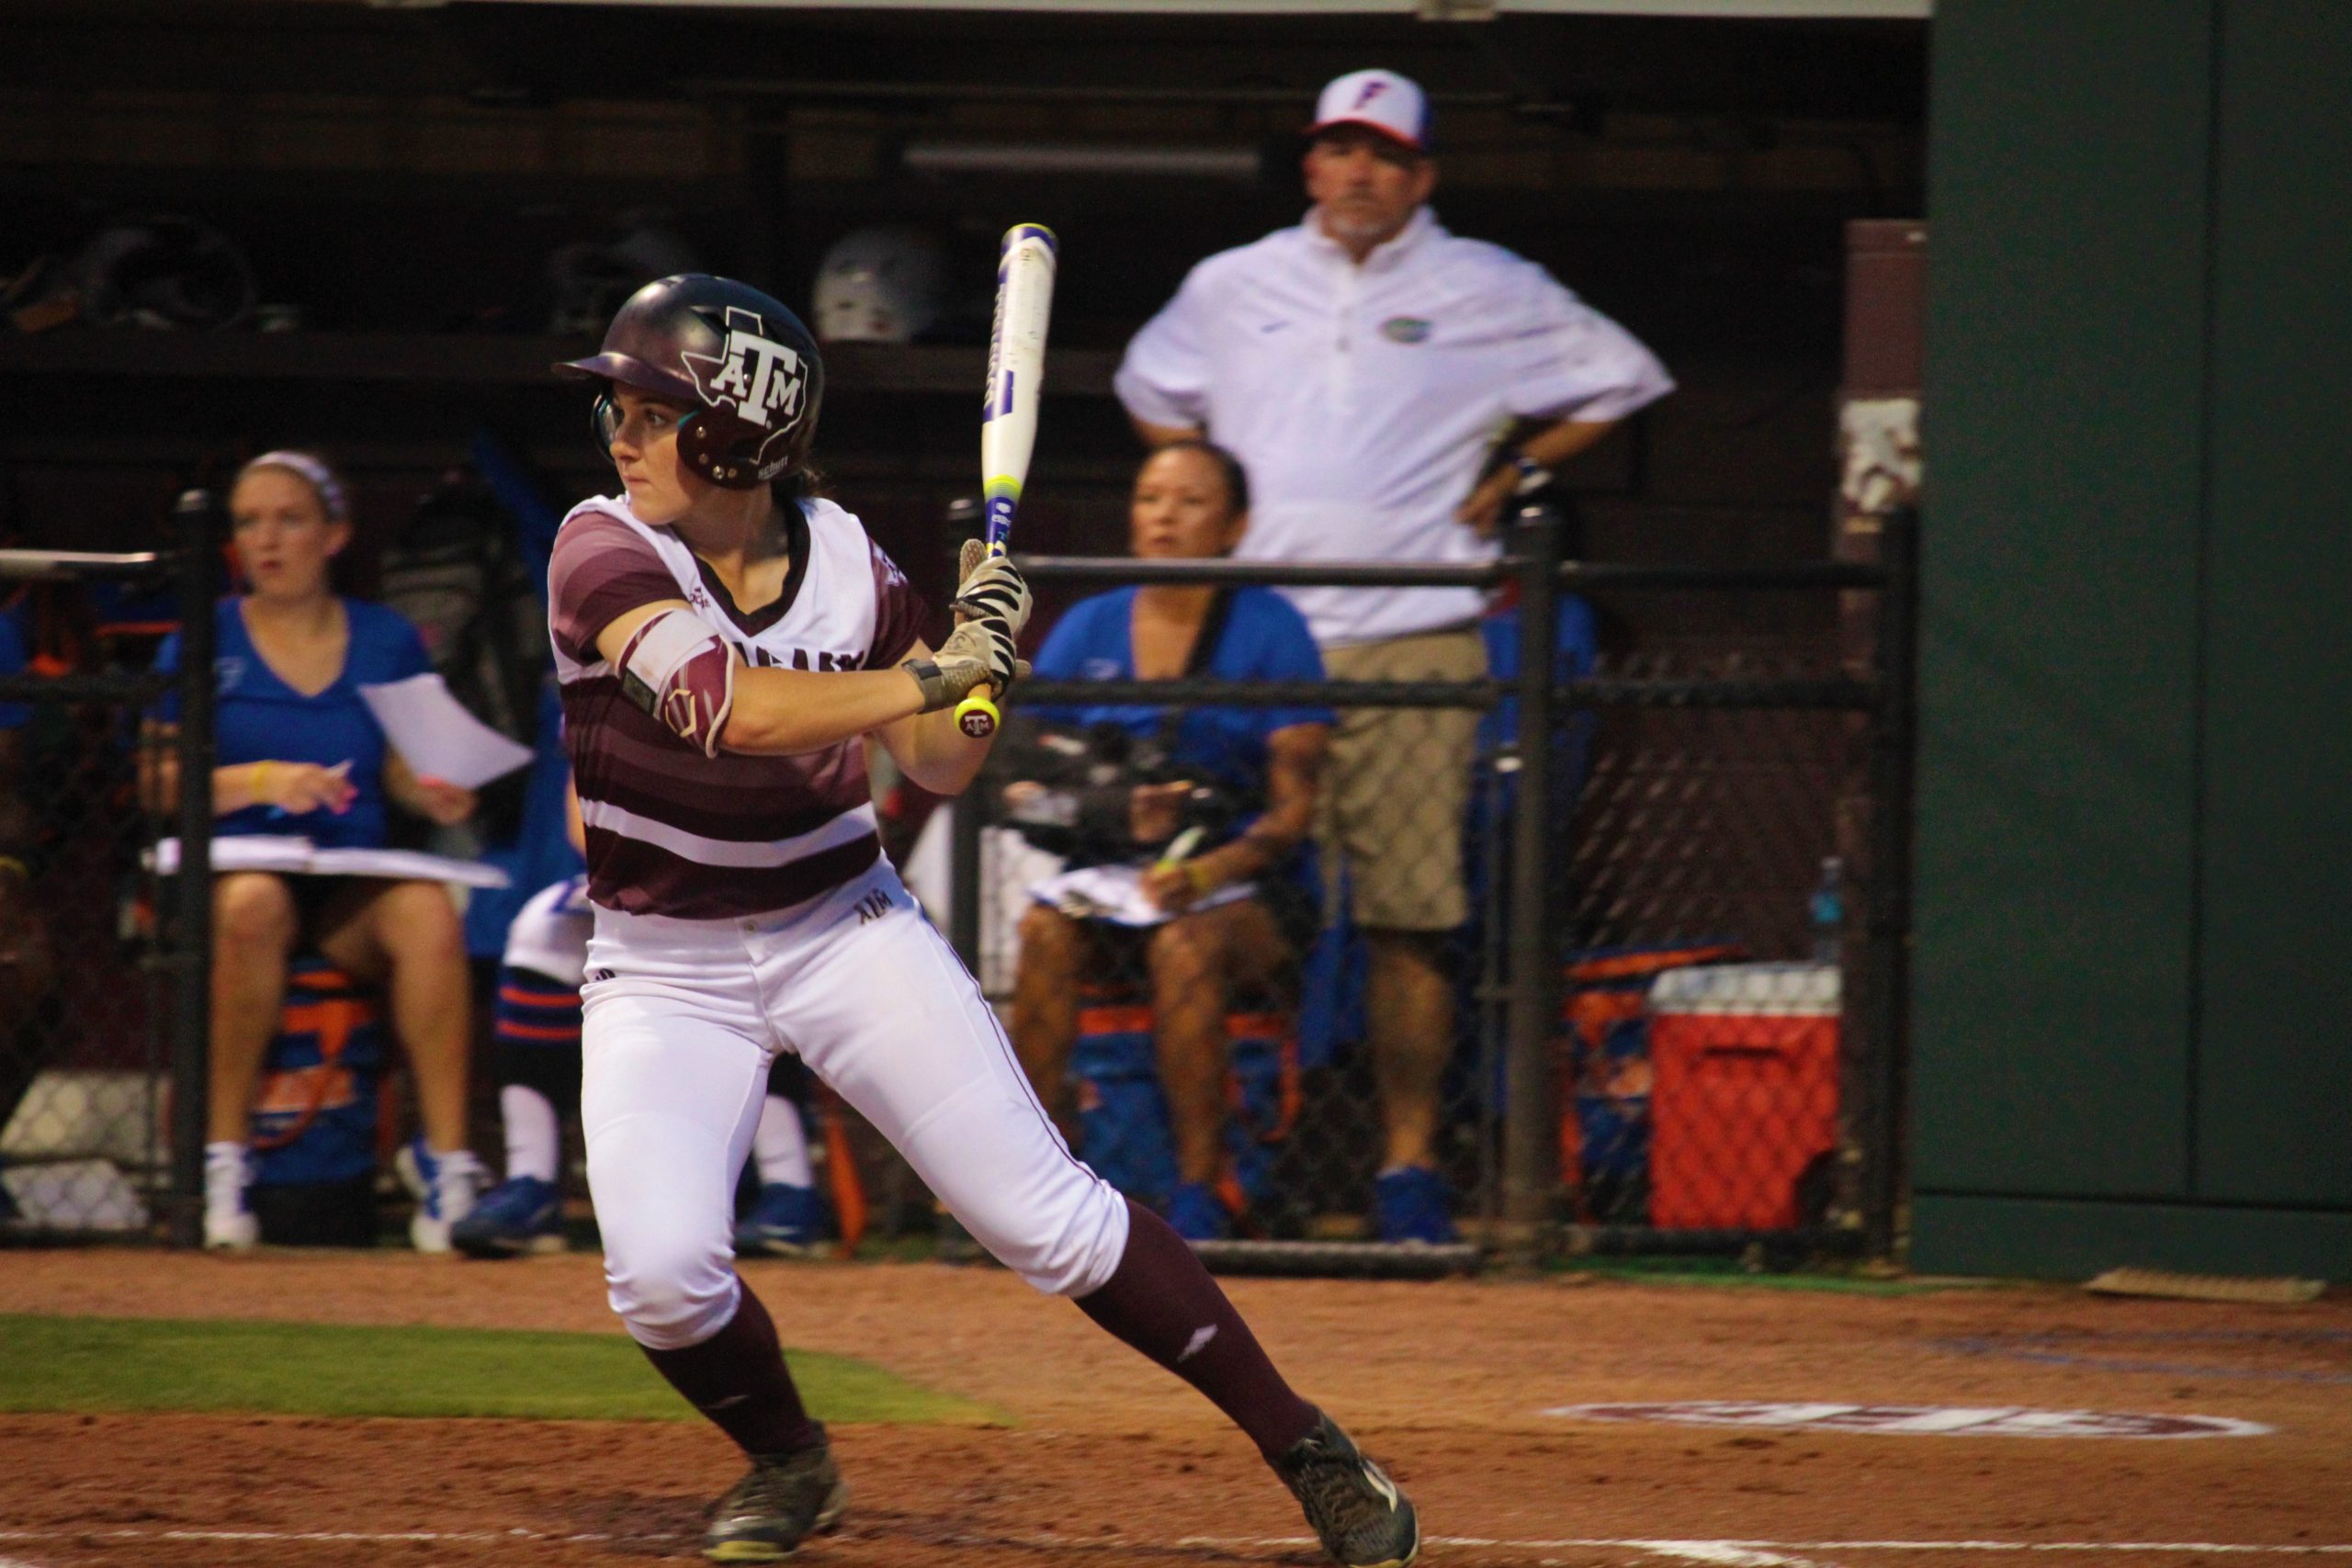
[0,610,28,730]
[1028,585,1332,804]
[155,598,433,850]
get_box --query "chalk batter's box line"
[3,1529,2348,1555]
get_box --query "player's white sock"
[203,1140,252,1214]
[501,1085,560,1184]
[752,1095,813,1189]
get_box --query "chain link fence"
[0,491,1914,1270]
[0,498,215,1245]
[939,507,1915,1273]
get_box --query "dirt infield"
[1,1252,2346,1568]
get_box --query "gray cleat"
[1272,1410,1420,1568]
[702,1431,849,1563]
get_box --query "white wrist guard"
[617,608,737,758]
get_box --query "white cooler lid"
[1647,962,1840,1016]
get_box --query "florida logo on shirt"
[1380,316,1433,344]
[683,307,810,434]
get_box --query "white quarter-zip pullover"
[1116,207,1673,647]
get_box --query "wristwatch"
[1509,452,1554,494]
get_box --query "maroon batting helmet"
[555,273,824,491]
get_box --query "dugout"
[0,0,1924,682]
[1,0,1927,1253]
[3,0,2340,1280]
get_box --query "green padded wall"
[1916,1195,2352,1281]
[1914,0,2212,1198]
[2195,3,2352,1205]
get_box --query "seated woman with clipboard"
[144,450,486,1253]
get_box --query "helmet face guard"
[556,275,824,491]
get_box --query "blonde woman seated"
[146,451,482,1251]
[1007,442,1330,1241]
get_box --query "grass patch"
[0,1314,1001,1426]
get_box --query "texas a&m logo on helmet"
[555,274,827,491]
[683,307,810,461]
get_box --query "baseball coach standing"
[1115,68,1674,1245]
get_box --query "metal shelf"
[0,332,1121,397]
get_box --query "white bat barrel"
[958,223,1058,739]
[980,225,1058,549]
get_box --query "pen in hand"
[265,760,355,820]
[1143,825,1210,914]
[1154,825,1206,874]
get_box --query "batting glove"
[951,539,1032,638]
[909,615,1029,714]
[944,611,1030,690]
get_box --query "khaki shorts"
[1316,626,1486,932]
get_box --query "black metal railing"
[0,494,218,1246]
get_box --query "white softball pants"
[502,874,593,987]
[579,859,1130,1350]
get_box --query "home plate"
[1540,1400,2269,1438]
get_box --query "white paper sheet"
[1025,862,1253,929]
[357,672,536,789]
[151,836,511,889]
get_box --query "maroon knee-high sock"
[1076,1198,1319,1461]
[640,1280,821,1459]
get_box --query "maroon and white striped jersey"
[548,493,929,919]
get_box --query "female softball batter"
[548,274,1419,1567]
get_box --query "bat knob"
[954,692,1001,739]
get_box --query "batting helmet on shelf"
[545,215,701,336]
[811,226,944,344]
[76,215,257,331]
[554,273,823,491]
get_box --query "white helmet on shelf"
[811,226,944,344]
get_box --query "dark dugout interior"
[1,1,1924,616]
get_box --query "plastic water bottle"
[1809,856,1845,966]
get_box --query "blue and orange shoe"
[395,1137,484,1254]
[451,1175,564,1258]
[1374,1166,1458,1247]
[1167,1179,1231,1243]
[735,1182,827,1258]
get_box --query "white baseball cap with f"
[1308,68,1432,154]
